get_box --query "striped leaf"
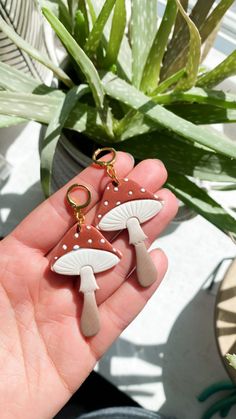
[41,85,86,197]
[197,50,236,88]
[131,0,157,88]
[0,15,73,88]
[174,0,201,91]
[140,0,177,93]
[116,131,236,183]
[166,173,236,240]
[84,0,116,56]
[102,73,236,159]
[103,0,126,69]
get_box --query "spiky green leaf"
[84,0,116,55]
[167,104,236,124]
[140,0,177,93]
[197,50,236,89]
[131,0,157,88]
[0,91,108,140]
[116,131,236,183]
[166,173,236,240]
[174,0,201,90]
[41,85,86,197]
[102,73,236,159]
[152,87,236,109]
[104,0,126,69]
[0,15,73,88]
[42,7,113,135]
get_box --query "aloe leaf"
[166,173,236,240]
[140,0,177,93]
[197,50,236,89]
[0,16,73,88]
[0,91,108,140]
[172,0,188,38]
[161,0,234,80]
[74,10,88,46]
[131,0,157,89]
[166,104,236,124]
[211,184,236,191]
[161,0,214,79]
[41,85,85,197]
[200,0,235,46]
[84,0,116,55]
[42,7,113,135]
[0,61,62,96]
[152,87,236,109]
[0,115,25,128]
[102,73,236,159]
[104,0,126,69]
[151,69,186,95]
[174,0,201,91]
[89,0,132,81]
[116,131,236,183]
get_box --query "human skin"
[0,153,178,419]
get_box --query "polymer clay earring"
[93,148,163,288]
[50,184,122,337]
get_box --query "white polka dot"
[116,201,121,205]
[107,186,110,190]
[113,248,117,252]
[86,225,91,230]
[62,244,67,250]
[104,201,109,206]
[114,186,119,192]
[140,188,146,192]
[73,245,80,250]
[124,178,129,182]
[54,256,58,260]
[98,214,102,218]
[128,191,133,195]
[88,239,93,244]
[100,238,105,244]
[74,233,79,238]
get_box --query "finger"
[95,188,178,303]
[9,152,134,254]
[89,249,168,358]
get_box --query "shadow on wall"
[0,181,44,236]
[97,274,236,419]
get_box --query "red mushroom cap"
[51,224,122,270]
[96,178,161,229]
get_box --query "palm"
[0,153,177,419]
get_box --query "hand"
[0,154,178,419]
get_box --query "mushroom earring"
[92,148,163,288]
[50,184,122,337]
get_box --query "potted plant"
[0,0,236,240]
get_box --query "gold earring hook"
[66,184,91,227]
[92,147,119,185]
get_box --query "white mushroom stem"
[79,266,100,337]
[126,217,157,287]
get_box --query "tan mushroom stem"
[126,217,157,287]
[79,266,100,337]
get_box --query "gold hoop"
[92,147,117,167]
[66,184,91,226]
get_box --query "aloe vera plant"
[0,0,236,240]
